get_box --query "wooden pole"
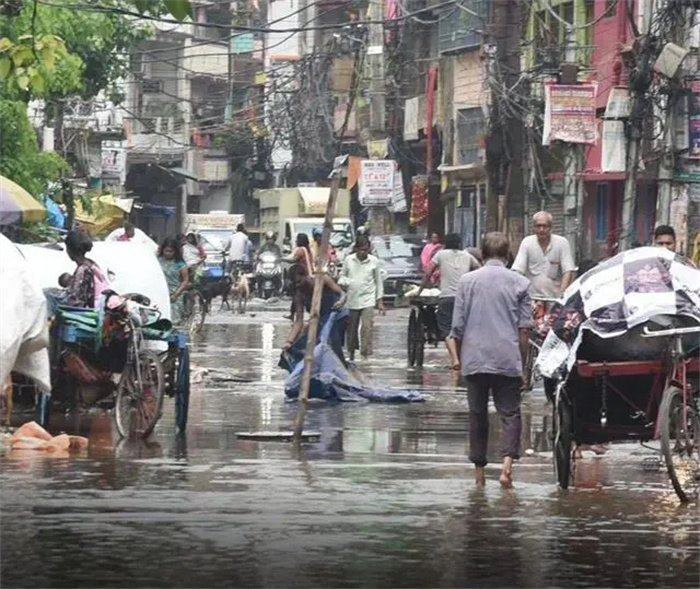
[293,168,342,440]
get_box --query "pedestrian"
[116,221,135,242]
[282,263,347,364]
[223,223,250,266]
[511,211,575,297]
[339,234,385,362]
[449,232,532,488]
[283,233,314,321]
[63,230,110,309]
[653,225,676,252]
[158,237,189,326]
[283,232,313,276]
[417,233,480,361]
[420,232,443,286]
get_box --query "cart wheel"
[407,308,418,366]
[553,387,573,489]
[114,350,165,439]
[659,386,700,503]
[544,378,557,404]
[415,312,425,367]
[186,291,206,336]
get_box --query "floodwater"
[1,308,698,588]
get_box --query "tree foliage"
[0,0,191,196]
[0,0,192,101]
[0,99,68,195]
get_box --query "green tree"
[0,0,192,195]
[0,100,68,195]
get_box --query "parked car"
[370,235,424,302]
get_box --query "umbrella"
[0,175,46,225]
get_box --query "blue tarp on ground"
[282,312,424,403]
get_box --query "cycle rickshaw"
[14,292,190,438]
[537,248,700,502]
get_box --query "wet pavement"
[1,307,699,588]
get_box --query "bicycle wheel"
[407,308,418,366]
[659,386,700,503]
[553,387,573,489]
[415,311,426,367]
[114,350,165,439]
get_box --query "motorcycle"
[255,251,282,299]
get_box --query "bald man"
[512,211,575,297]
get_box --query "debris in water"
[7,421,88,453]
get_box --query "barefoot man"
[448,232,532,488]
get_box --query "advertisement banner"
[391,169,407,213]
[687,80,700,158]
[543,83,598,145]
[601,120,626,172]
[359,160,394,206]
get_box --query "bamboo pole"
[293,168,342,440]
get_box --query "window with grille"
[438,0,489,54]
[456,107,484,165]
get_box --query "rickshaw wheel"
[659,386,700,503]
[553,388,573,489]
[407,308,418,366]
[114,350,165,439]
[414,311,425,367]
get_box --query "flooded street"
[1,307,699,588]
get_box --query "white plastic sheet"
[0,235,50,392]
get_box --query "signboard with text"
[543,83,598,145]
[359,160,394,206]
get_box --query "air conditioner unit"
[654,42,689,78]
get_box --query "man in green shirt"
[339,235,385,361]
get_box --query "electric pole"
[367,0,391,235]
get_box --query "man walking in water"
[449,232,532,488]
[512,211,575,296]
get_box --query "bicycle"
[523,296,559,400]
[113,303,166,439]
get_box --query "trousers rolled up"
[346,307,375,357]
[465,374,522,467]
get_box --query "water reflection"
[1,309,699,588]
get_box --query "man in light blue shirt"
[449,232,532,488]
[338,235,385,361]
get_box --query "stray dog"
[198,275,233,312]
[230,272,250,314]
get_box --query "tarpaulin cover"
[39,195,66,229]
[283,312,424,403]
[536,247,700,378]
[0,234,50,393]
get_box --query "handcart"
[407,296,444,367]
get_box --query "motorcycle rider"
[258,231,281,258]
[310,227,338,266]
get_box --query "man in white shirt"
[338,235,385,362]
[224,223,251,264]
[511,211,575,297]
[417,233,481,342]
